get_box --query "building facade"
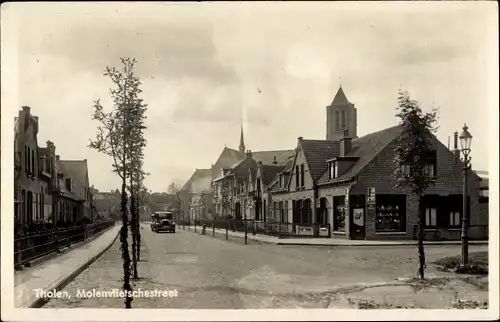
[13,106,98,227]
[14,106,44,225]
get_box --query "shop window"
[375,195,406,232]
[333,196,346,231]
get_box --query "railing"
[182,218,331,239]
[14,220,116,269]
[412,224,488,241]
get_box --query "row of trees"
[89,58,148,308]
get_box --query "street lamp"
[459,123,472,268]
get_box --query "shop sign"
[367,187,376,205]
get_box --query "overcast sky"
[3,2,497,193]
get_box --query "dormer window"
[65,178,72,192]
[329,161,338,179]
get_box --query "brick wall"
[352,135,482,240]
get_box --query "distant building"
[60,159,94,221]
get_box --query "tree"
[393,90,439,280]
[89,57,147,308]
[167,181,182,221]
[127,105,147,280]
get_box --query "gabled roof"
[211,147,246,180]
[182,168,212,193]
[267,157,295,191]
[60,160,89,198]
[252,149,295,166]
[229,155,257,180]
[331,86,350,105]
[261,164,286,185]
[300,139,341,182]
[318,125,402,185]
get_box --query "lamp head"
[459,123,472,152]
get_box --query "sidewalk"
[14,225,120,308]
[181,225,488,247]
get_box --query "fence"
[14,220,116,269]
[179,218,331,239]
[412,224,488,241]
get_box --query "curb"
[29,227,120,308]
[20,226,114,270]
[180,226,488,247]
[276,241,489,247]
[181,226,276,244]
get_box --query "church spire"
[238,120,245,153]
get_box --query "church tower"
[238,122,246,153]
[326,86,357,141]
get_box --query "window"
[400,165,410,175]
[425,208,437,228]
[31,149,35,177]
[424,150,437,178]
[25,146,29,174]
[335,110,340,131]
[300,164,304,187]
[284,201,288,223]
[333,196,346,231]
[375,195,406,232]
[329,161,338,179]
[295,165,300,188]
[449,211,461,227]
[66,178,72,191]
[279,175,282,188]
[424,164,436,178]
[340,110,346,130]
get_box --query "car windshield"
[154,213,173,220]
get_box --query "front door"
[350,195,366,240]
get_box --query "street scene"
[42,225,488,309]
[3,1,497,320]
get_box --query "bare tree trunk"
[130,177,138,280]
[120,180,133,308]
[417,194,426,279]
[136,194,141,262]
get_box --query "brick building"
[13,106,98,226]
[14,106,44,225]
[183,123,294,220]
[259,87,485,240]
[60,159,94,221]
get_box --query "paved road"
[44,224,487,309]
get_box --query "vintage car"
[151,211,176,233]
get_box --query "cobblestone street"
[44,224,488,309]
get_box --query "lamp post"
[459,123,473,268]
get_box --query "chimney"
[246,150,252,157]
[22,106,31,114]
[273,156,278,165]
[56,155,60,161]
[453,131,460,162]
[340,129,352,157]
[298,136,303,141]
[84,158,87,162]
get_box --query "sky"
[3,1,498,193]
